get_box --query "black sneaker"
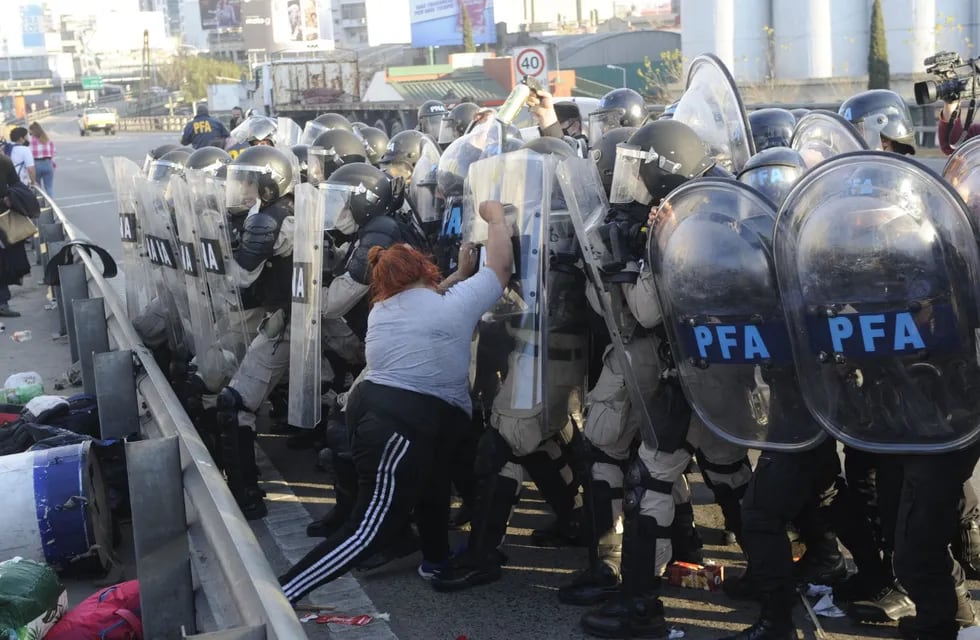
[0,305,21,318]
[431,551,503,592]
[356,531,419,571]
[848,585,916,623]
[558,564,621,606]
[723,571,762,601]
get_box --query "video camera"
[913,51,980,105]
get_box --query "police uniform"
[181,109,230,150]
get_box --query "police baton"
[798,588,826,640]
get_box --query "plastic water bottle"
[10,330,31,342]
[2,383,44,404]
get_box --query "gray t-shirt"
[364,268,503,415]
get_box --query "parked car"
[78,107,117,136]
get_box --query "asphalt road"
[37,118,963,639]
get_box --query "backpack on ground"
[45,580,142,640]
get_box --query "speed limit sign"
[512,47,549,83]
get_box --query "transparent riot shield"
[288,183,329,429]
[649,178,825,451]
[557,156,659,448]
[104,156,152,320]
[464,150,550,445]
[791,111,868,169]
[276,117,302,147]
[134,176,193,346]
[186,171,250,373]
[406,138,445,245]
[943,136,980,231]
[673,53,755,173]
[774,151,980,453]
[169,174,215,359]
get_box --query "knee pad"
[475,429,513,479]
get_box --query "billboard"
[410,0,496,48]
[200,0,243,30]
[20,4,44,49]
[272,0,333,45]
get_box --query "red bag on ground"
[45,580,142,640]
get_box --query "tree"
[157,54,246,101]
[868,0,890,89]
[461,4,476,53]
[637,48,684,102]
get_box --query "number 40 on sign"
[512,47,549,84]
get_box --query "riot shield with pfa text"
[673,53,754,173]
[649,178,825,451]
[463,150,555,451]
[187,170,249,390]
[104,156,152,320]
[774,151,980,453]
[288,183,329,429]
[276,117,303,147]
[133,175,192,348]
[170,174,215,359]
[558,156,661,448]
[791,110,869,169]
[943,136,980,231]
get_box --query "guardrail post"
[94,350,139,439]
[35,208,54,265]
[127,436,196,639]
[58,263,88,362]
[39,221,64,270]
[72,297,110,395]
[46,239,67,335]
[183,626,265,640]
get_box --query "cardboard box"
[666,561,724,591]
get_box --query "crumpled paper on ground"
[813,593,846,618]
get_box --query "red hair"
[368,244,442,303]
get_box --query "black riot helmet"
[225,145,295,213]
[309,129,368,185]
[790,108,810,121]
[590,126,637,196]
[417,100,448,137]
[523,136,576,158]
[610,119,714,205]
[589,88,647,142]
[313,112,353,133]
[148,148,191,183]
[839,89,916,154]
[291,144,310,182]
[379,129,432,177]
[748,108,797,152]
[325,162,395,234]
[355,126,390,166]
[737,147,808,207]
[186,146,231,176]
[143,143,181,175]
[438,102,480,145]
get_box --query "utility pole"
[141,29,151,114]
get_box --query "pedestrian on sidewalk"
[0,153,28,317]
[7,127,34,187]
[28,122,55,195]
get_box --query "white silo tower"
[831,0,869,78]
[772,0,833,79]
[733,0,771,83]
[887,0,936,75]
[680,0,735,71]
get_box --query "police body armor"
[287,183,330,429]
[236,198,295,312]
[791,110,869,169]
[774,151,980,453]
[463,149,589,453]
[103,156,151,320]
[672,53,755,173]
[186,170,250,388]
[648,178,825,451]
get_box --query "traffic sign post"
[512,47,549,86]
[81,76,103,91]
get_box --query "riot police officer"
[839,89,917,155]
[181,103,230,150]
[216,145,296,520]
[379,129,440,181]
[354,126,389,166]
[307,129,367,186]
[417,100,448,139]
[736,147,808,207]
[748,108,796,152]
[437,102,480,148]
[587,88,648,144]
[300,112,354,146]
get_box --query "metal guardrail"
[118,115,187,132]
[38,191,307,640]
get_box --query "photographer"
[938,98,980,155]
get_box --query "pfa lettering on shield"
[808,305,961,358]
[678,319,792,365]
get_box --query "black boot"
[580,515,668,639]
[719,590,796,640]
[670,501,704,565]
[847,582,917,623]
[792,531,848,585]
[431,475,518,592]
[955,519,980,578]
[560,480,623,606]
[236,427,267,520]
[307,451,357,537]
[957,581,979,627]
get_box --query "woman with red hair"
[280,200,513,603]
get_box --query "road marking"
[54,191,114,201]
[59,198,115,209]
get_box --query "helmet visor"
[231,116,277,146]
[588,109,625,144]
[149,159,182,183]
[738,165,804,207]
[438,118,460,145]
[608,144,656,205]
[419,114,443,137]
[319,183,352,232]
[307,147,341,186]
[300,121,330,146]
[225,165,262,213]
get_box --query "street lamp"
[607,64,626,89]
